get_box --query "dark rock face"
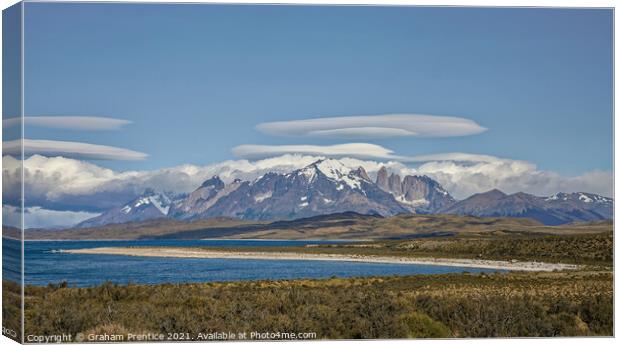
[388,173,402,195]
[374,169,455,213]
[440,190,613,225]
[352,167,371,181]
[376,166,389,191]
[200,175,225,189]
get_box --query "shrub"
[401,311,451,338]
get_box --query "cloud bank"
[3,153,611,216]
[415,161,613,200]
[3,154,332,213]
[233,143,509,164]
[256,114,487,139]
[3,116,131,130]
[3,139,148,161]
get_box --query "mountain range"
[440,189,613,225]
[77,159,613,228]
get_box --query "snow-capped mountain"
[76,159,613,227]
[440,189,613,225]
[545,192,613,205]
[177,159,410,220]
[77,189,173,228]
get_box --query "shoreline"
[13,237,364,243]
[62,247,580,272]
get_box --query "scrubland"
[8,270,612,339]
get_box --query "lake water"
[3,238,502,287]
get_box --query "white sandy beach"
[62,247,580,272]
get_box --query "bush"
[401,311,451,338]
[14,271,613,339]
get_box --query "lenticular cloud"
[3,139,148,161]
[3,116,131,130]
[256,114,487,139]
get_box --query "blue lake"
[3,238,502,287]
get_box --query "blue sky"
[22,3,612,175]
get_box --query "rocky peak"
[314,159,349,174]
[388,173,403,195]
[201,175,225,189]
[478,189,508,200]
[375,172,455,212]
[352,166,371,181]
[376,166,389,190]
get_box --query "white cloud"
[256,114,487,139]
[3,153,612,223]
[400,152,507,163]
[2,205,99,229]
[2,154,410,212]
[3,116,131,130]
[233,143,402,161]
[3,139,148,160]
[233,143,509,165]
[231,143,610,200]
[416,161,613,199]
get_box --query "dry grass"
[11,270,612,339]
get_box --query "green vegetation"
[2,280,22,342]
[14,271,612,339]
[388,231,613,266]
[147,231,613,267]
[401,311,451,338]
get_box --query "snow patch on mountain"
[396,195,429,207]
[119,193,171,216]
[579,194,593,203]
[315,159,364,189]
[149,195,172,215]
[254,192,273,203]
[546,192,613,204]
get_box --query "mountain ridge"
[440,189,613,225]
[77,189,174,228]
[77,159,613,227]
